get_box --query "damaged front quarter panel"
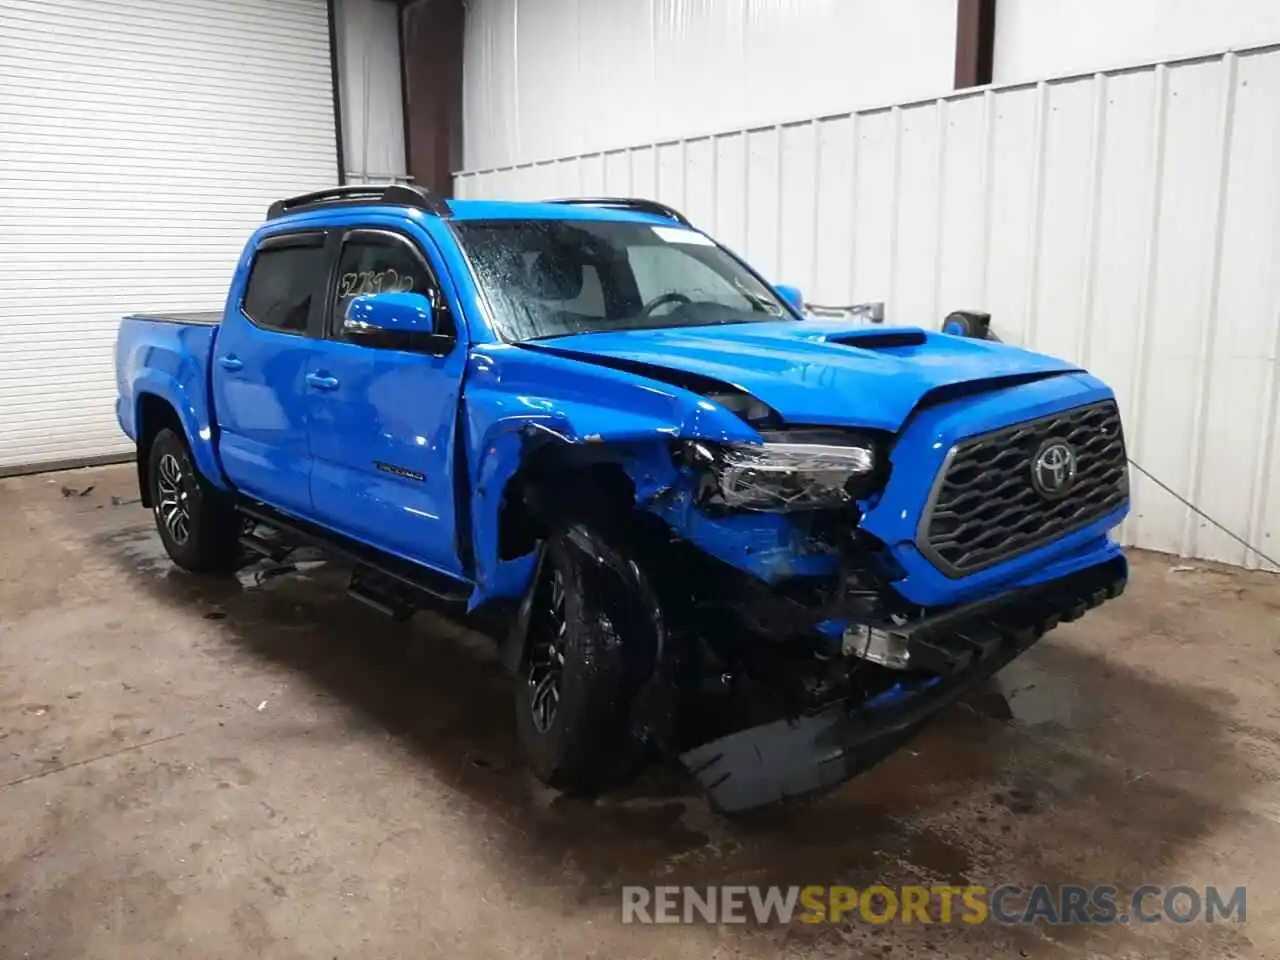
[461,343,763,608]
[645,488,840,584]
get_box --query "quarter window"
[242,238,326,333]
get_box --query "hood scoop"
[826,329,928,351]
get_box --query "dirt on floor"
[1,463,1278,960]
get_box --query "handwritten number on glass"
[338,267,415,300]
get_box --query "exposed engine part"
[841,623,912,670]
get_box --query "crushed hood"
[526,320,1080,431]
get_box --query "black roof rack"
[546,197,692,227]
[266,183,451,220]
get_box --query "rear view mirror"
[775,284,805,313]
[344,292,438,347]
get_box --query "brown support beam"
[401,0,465,197]
[327,0,347,183]
[954,0,997,88]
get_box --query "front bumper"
[680,553,1127,813]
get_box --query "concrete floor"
[1,464,1278,959]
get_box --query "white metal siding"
[0,0,337,473]
[456,44,1280,571]
[461,0,957,172]
[994,0,1280,85]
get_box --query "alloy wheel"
[527,567,567,733]
[156,452,193,546]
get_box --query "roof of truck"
[445,199,675,224]
[265,185,692,228]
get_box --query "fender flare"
[133,371,228,493]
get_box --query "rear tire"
[147,428,238,574]
[515,529,650,795]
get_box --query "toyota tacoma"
[115,184,1129,812]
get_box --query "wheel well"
[135,393,183,507]
[497,452,637,560]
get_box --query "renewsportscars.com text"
[622,884,1246,926]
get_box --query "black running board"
[239,530,293,563]
[237,501,473,606]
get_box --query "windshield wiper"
[731,278,783,315]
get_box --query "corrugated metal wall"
[461,0,957,172]
[994,0,1280,84]
[456,44,1280,571]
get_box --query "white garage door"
[0,0,338,473]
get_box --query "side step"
[347,566,415,622]
[236,501,473,609]
[239,529,293,563]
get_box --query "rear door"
[306,225,469,578]
[212,231,327,516]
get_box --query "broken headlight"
[682,430,878,511]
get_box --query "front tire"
[147,428,238,574]
[514,530,650,795]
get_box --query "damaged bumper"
[679,554,1127,813]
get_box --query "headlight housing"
[681,429,879,511]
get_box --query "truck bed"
[115,312,220,464]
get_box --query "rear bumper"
[680,553,1127,813]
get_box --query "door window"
[242,237,327,334]
[332,231,451,338]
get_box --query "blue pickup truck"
[115,184,1129,812]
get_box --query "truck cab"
[116,184,1129,813]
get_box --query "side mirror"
[344,292,437,345]
[775,284,805,314]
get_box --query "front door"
[306,226,468,579]
[211,231,326,517]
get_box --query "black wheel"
[515,529,650,795]
[148,428,238,574]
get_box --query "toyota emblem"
[1031,440,1078,499]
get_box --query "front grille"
[918,401,1128,577]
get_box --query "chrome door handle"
[305,372,340,391]
[217,354,243,371]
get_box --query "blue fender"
[116,317,229,491]
[132,374,228,492]
[462,343,758,608]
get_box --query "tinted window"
[242,241,326,333]
[333,232,448,336]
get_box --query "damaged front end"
[467,342,1128,814]
[678,555,1127,812]
[607,407,1124,814]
